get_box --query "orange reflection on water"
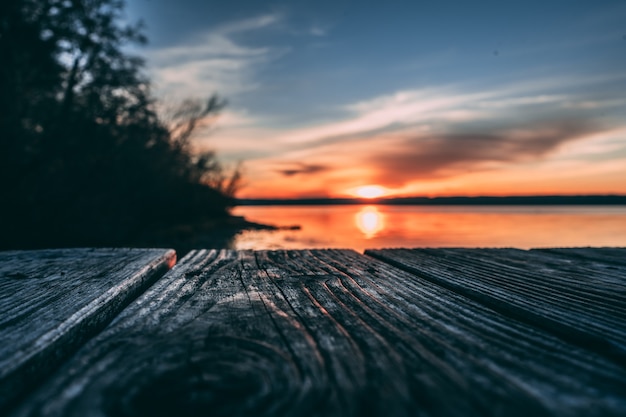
[231,205,626,251]
[355,206,384,238]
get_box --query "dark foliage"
[0,0,238,249]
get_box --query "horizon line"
[235,194,626,206]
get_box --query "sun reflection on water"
[232,205,626,251]
[355,206,384,238]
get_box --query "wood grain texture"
[9,249,626,417]
[0,248,176,411]
[365,248,626,364]
[534,247,626,268]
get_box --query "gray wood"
[9,249,626,417]
[0,248,176,411]
[534,247,626,268]
[365,248,626,364]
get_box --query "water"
[231,205,626,251]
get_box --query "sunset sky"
[127,0,626,198]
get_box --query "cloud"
[182,72,623,198]
[276,84,600,148]
[145,13,285,98]
[276,163,330,177]
[279,88,489,145]
[366,120,599,185]
[219,14,281,34]
[254,75,624,163]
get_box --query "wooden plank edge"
[364,248,626,366]
[0,248,176,413]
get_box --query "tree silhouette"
[0,0,239,250]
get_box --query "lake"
[231,205,626,251]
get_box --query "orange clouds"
[205,83,626,199]
[236,122,626,198]
[363,120,598,186]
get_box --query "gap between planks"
[7,249,626,417]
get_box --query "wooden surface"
[366,248,626,364]
[0,248,176,411]
[7,248,626,417]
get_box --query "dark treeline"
[1,0,240,250]
[239,195,626,206]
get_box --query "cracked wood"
[365,248,626,364]
[9,249,626,417]
[0,248,175,411]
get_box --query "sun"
[354,185,387,199]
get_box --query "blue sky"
[126,0,626,197]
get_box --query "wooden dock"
[1,248,625,416]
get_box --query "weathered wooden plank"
[411,248,626,309]
[365,248,626,364]
[9,249,626,417]
[0,248,176,411]
[534,247,626,268]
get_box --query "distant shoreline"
[237,195,626,206]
